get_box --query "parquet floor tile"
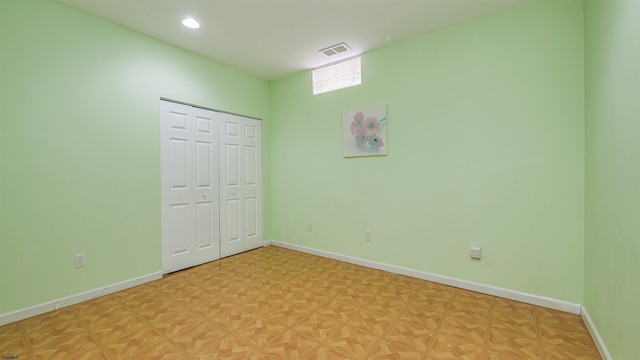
[304,277,349,294]
[0,246,601,359]
[235,323,289,352]
[380,281,420,303]
[288,289,334,311]
[331,287,378,307]
[487,331,541,359]
[455,289,494,307]
[429,333,485,359]
[403,295,449,318]
[315,298,360,322]
[164,320,228,355]
[384,319,436,353]
[263,301,313,328]
[0,324,28,359]
[261,329,321,360]
[367,338,425,360]
[293,312,344,342]
[349,304,396,333]
[398,310,443,335]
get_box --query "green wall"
[269,0,585,303]
[584,0,640,358]
[0,0,269,314]
[3,0,637,356]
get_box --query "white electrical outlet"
[365,231,372,241]
[306,223,312,232]
[470,246,481,260]
[74,253,86,268]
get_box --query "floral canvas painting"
[343,105,387,157]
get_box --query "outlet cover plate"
[470,246,481,260]
[75,253,86,268]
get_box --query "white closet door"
[219,113,263,257]
[241,118,262,251]
[161,101,220,273]
[191,107,221,265]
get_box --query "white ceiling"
[56,0,533,80]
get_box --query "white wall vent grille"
[319,43,351,57]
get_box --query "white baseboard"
[263,240,273,247]
[0,271,163,326]
[581,306,612,360]
[270,240,582,315]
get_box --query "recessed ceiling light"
[182,17,200,29]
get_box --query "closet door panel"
[220,115,244,257]
[191,107,220,265]
[220,114,262,257]
[161,101,220,273]
[242,119,262,251]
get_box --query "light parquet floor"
[0,246,601,359]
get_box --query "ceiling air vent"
[319,43,351,57]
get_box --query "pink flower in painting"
[363,116,381,137]
[350,112,365,136]
[348,110,386,152]
[367,135,384,149]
